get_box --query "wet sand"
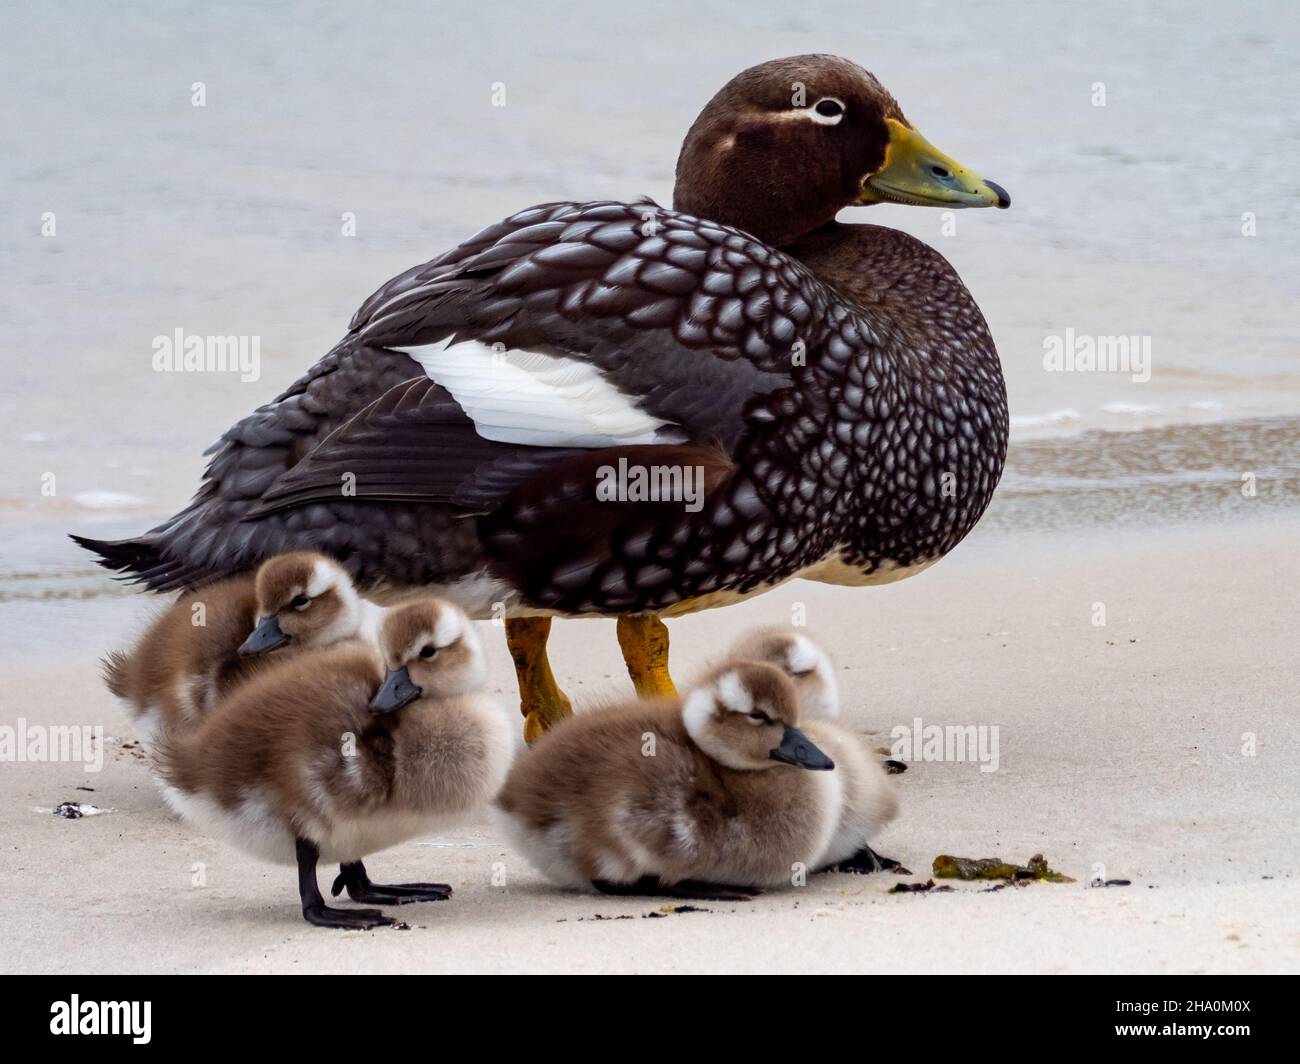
[3,516,1296,973]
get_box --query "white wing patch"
[401,339,679,448]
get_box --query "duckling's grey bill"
[770,724,835,771]
[369,666,422,713]
[239,615,289,656]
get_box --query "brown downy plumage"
[721,627,900,873]
[104,551,383,746]
[801,721,900,873]
[154,597,514,929]
[495,661,842,898]
[724,626,840,721]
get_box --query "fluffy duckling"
[800,720,900,874]
[725,626,839,721]
[496,661,841,900]
[103,551,382,747]
[155,598,513,929]
[727,627,900,874]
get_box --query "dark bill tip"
[769,724,835,771]
[986,179,1011,209]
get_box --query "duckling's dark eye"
[419,644,437,660]
[811,98,845,124]
[747,711,768,725]
[291,594,310,610]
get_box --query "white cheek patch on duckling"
[685,674,763,759]
[786,635,820,675]
[305,560,335,598]
[402,339,682,449]
[684,683,763,770]
[714,672,753,716]
[307,560,369,647]
[432,606,465,649]
[681,689,714,747]
[787,636,840,721]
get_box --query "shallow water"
[1,1,1297,594]
[992,414,1300,533]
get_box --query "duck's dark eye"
[747,711,768,724]
[813,98,845,121]
[419,644,437,660]
[291,594,310,610]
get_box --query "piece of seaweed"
[889,879,954,894]
[932,853,1074,883]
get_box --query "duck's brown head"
[239,552,361,656]
[369,598,485,712]
[682,661,835,772]
[674,54,1009,246]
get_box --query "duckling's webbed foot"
[303,902,394,930]
[331,861,453,904]
[831,845,905,875]
[592,875,756,902]
[664,879,756,902]
[297,839,395,930]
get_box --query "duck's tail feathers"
[70,532,164,578]
[68,531,223,593]
[100,649,131,699]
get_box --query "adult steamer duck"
[75,56,1011,741]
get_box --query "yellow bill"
[861,118,1010,209]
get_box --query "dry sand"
[2,516,1297,974]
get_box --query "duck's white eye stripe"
[808,97,845,126]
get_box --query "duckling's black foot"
[832,845,907,875]
[302,902,396,930]
[331,860,453,904]
[296,839,396,929]
[592,875,756,902]
[591,875,656,897]
[666,879,757,902]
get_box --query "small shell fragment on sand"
[34,802,112,819]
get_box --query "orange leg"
[505,617,573,743]
[616,614,678,698]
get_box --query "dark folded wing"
[249,377,582,516]
[253,201,838,517]
[346,200,831,449]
